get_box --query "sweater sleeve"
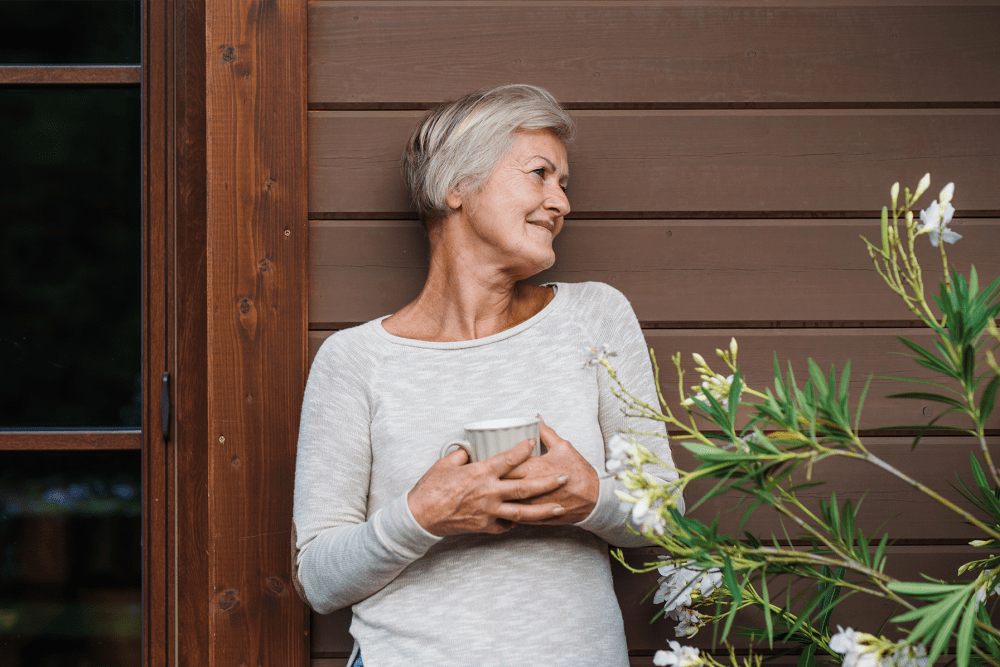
[291,330,442,614]
[571,282,685,547]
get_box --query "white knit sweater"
[292,282,681,667]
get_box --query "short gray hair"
[401,84,576,225]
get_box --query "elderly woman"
[292,84,680,667]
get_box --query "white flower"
[583,344,617,368]
[606,434,637,473]
[889,644,928,667]
[974,570,1000,604]
[917,200,961,247]
[654,562,722,615]
[653,641,702,667]
[938,182,954,206]
[699,568,723,596]
[829,626,859,655]
[830,626,897,667]
[682,374,735,408]
[668,607,703,637]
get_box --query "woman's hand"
[407,438,571,537]
[502,417,600,524]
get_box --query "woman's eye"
[532,167,546,177]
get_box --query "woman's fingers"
[500,472,569,501]
[483,438,536,475]
[494,500,567,523]
[537,415,569,452]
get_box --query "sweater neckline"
[372,283,565,349]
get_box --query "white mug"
[439,417,542,463]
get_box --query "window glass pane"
[0,1,140,65]
[0,450,141,666]
[0,88,141,428]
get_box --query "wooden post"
[205,0,308,664]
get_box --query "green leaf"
[963,345,976,388]
[723,556,741,607]
[854,374,873,434]
[885,391,967,409]
[728,369,742,429]
[980,374,1000,426]
[809,359,830,399]
[761,569,773,648]
[957,590,978,667]
[796,643,816,667]
[889,581,966,598]
[928,593,968,666]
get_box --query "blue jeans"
[351,653,363,667]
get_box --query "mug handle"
[440,439,472,460]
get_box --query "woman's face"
[450,128,570,277]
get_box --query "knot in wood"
[263,177,276,193]
[218,590,238,611]
[239,298,253,315]
[267,576,285,594]
[258,258,273,273]
[221,46,236,63]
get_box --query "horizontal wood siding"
[309,110,1000,215]
[308,219,1000,325]
[305,0,1000,660]
[308,3,1000,106]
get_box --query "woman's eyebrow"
[528,155,570,185]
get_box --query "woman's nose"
[546,185,571,217]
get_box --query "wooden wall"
[304,2,1000,663]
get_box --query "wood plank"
[308,110,1000,215]
[173,0,210,663]
[307,327,999,430]
[0,65,142,85]
[308,3,1000,106]
[307,220,1000,325]
[311,545,987,656]
[205,0,309,664]
[0,430,141,451]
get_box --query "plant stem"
[844,450,1000,543]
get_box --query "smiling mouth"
[527,219,555,233]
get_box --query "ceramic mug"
[439,417,542,463]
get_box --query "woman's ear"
[445,185,464,211]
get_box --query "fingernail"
[557,475,569,484]
[553,506,566,515]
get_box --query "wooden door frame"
[148,0,310,664]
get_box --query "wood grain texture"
[311,544,989,655]
[0,65,142,85]
[143,2,175,666]
[307,220,1000,326]
[308,3,1000,106]
[174,0,210,663]
[307,327,999,430]
[308,110,1000,215]
[0,430,142,450]
[205,0,309,663]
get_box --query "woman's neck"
[381,226,554,342]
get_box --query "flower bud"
[729,338,738,360]
[939,182,955,206]
[692,353,707,368]
[914,172,931,201]
[890,182,899,208]
[906,210,913,226]
[970,539,991,547]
